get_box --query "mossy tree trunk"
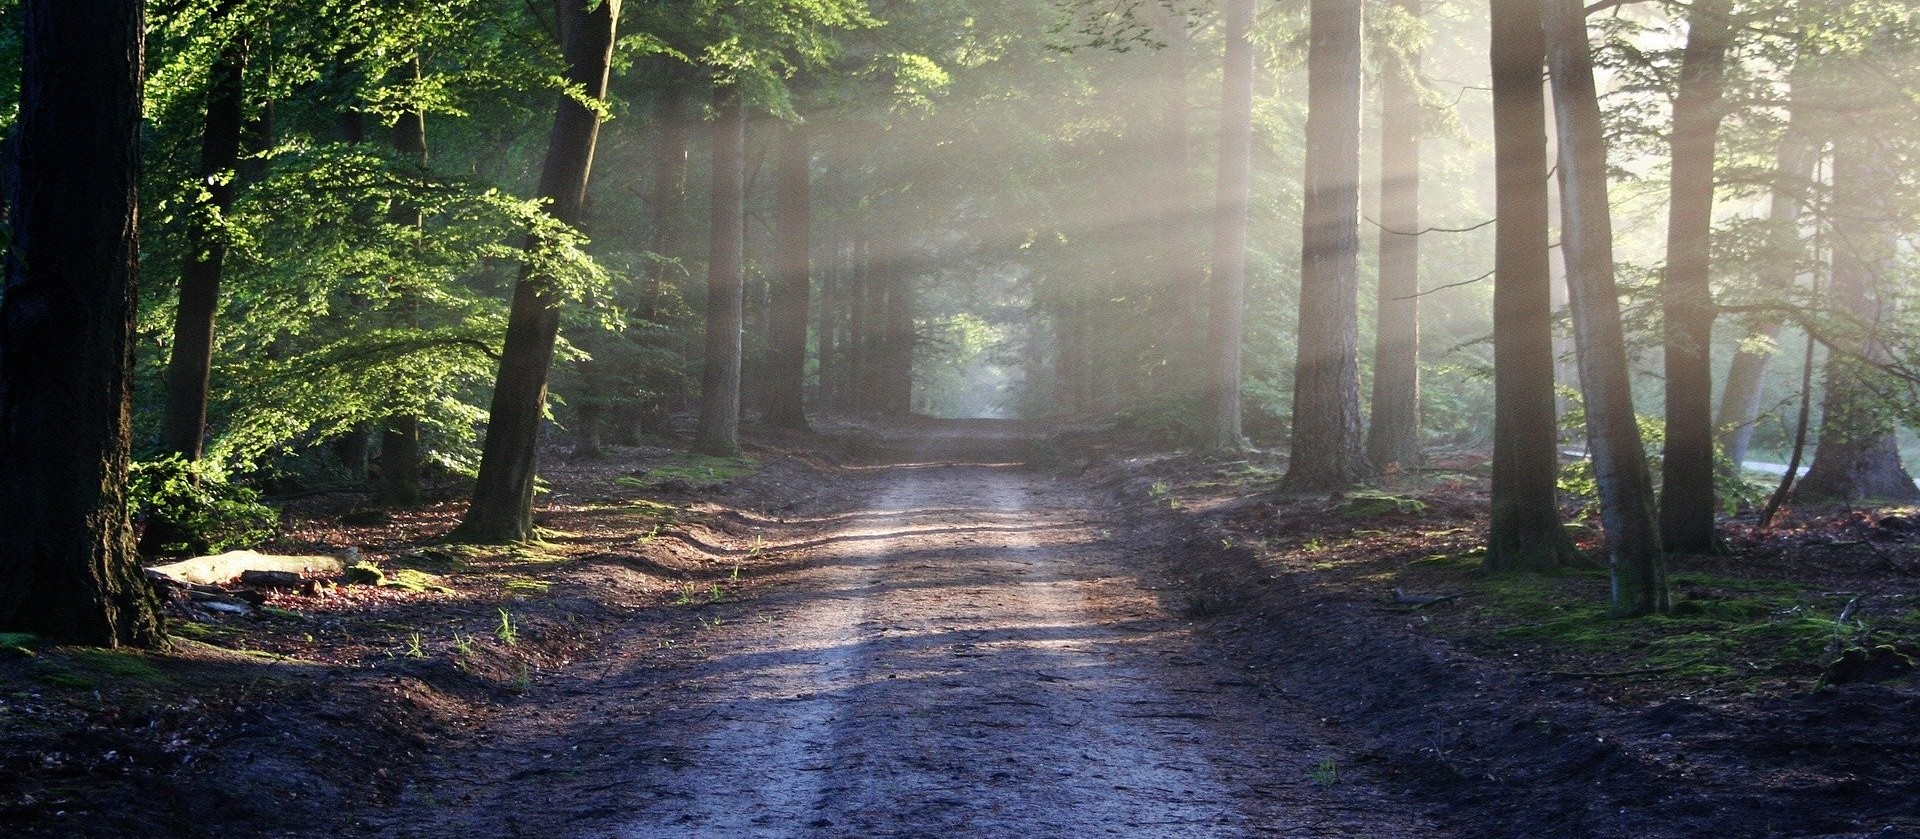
[0,0,164,647]
[1543,0,1667,615]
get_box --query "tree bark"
[1542,0,1668,614]
[457,0,618,541]
[1366,0,1423,473]
[0,0,164,647]
[1282,0,1372,492]
[1204,0,1255,448]
[160,20,245,460]
[692,85,747,455]
[1795,133,1920,503]
[764,123,812,429]
[1485,0,1580,573]
[1656,0,1733,554]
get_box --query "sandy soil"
[342,447,1436,838]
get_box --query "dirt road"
[361,455,1437,838]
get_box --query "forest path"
[358,443,1436,838]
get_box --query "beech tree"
[1543,0,1667,614]
[1485,0,1580,572]
[763,123,813,430]
[692,86,748,455]
[1282,0,1372,491]
[457,0,620,542]
[1657,0,1734,554]
[0,0,164,647]
[1366,0,1424,473]
[1203,0,1256,450]
[159,1,247,460]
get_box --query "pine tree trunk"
[1657,0,1733,554]
[1543,0,1668,615]
[160,23,245,460]
[1485,0,1580,573]
[1149,10,1199,394]
[692,86,747,455]
[817,238,842,407]
[0,0,163,647]
[765,122,812,429]
[1282,0,1372,492]
[1366,0,1423,474]
[458,0,618,541]
[1795,133,1920,503]
[1204,0,1255,448]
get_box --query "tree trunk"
[457,0,618,542]
[817,238,843,407]
[764,122,812,429]
[1204,0,1255,448]
[1795,133,1920,503]
[881,268,914,414]
[692,85,747,455]
[1716,72,1816,472]
[1366,0,1423,474]
[380,58,428,507]
[1282,0,1372,492]
[1656,0,1733,554]
[1542,0,1668,615]
[1485,0,1580,573]
[160,24,245,460]
[0,0,164,647]
[333,424,372,482]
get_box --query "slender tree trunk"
[1282,0,1372,492]
[1795,134,1920,503]
[1367,0,1423,473]
[1657,0,1733,554]
[846,237,871,410]
[881,267,914,414]
[457,0,618,541]
[692,86,747,455]
[765,122,812,429]
[1150,11,1199,393]
[1204,0,1255,448]
[1485,0,1580,572]
[1543,0,1667,615]
[817,237,842,407]
[1716,73,1816,471]
[0,0,163,647]
[379,58,427,506]
[160,26,245,459]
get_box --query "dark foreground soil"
[3,417,1917,838]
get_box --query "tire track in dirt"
[354,458,1438,838]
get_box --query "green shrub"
[128,455,279,556]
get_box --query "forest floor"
[2,416,1918,837]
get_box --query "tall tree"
[1542,0,1667,614]
[160,7,246,459]
[1657,0,1734,554]
[692,85,747,455]
[1716,72,1816,472]
[1794,132,1920,503]
[1484,0,1580,572]
[1282,0,1372,492]
[380,57,429,506]
[456,0,619,542]
[0,0,164,647]
[1203,0,1255,449]
[1366,0,1423,473]
[764,122,813,430]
